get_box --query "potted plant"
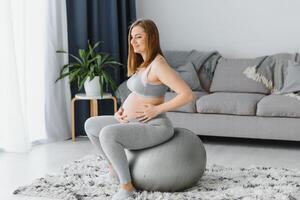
[55,40,122,97]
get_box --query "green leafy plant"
[55,40,122,97]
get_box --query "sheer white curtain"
[45,0,71,143]
[0,0,71,152]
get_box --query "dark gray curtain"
[66,0,136,136]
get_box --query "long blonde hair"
[127,19,164,76]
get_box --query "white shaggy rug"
[13,154,300,200]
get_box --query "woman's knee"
[85,116,118,137]
[99,126,120,146]
[84,116,101,137]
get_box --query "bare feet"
[112,182,136,200]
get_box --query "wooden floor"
[1,136,300,200]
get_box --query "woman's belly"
[122,92,164,121]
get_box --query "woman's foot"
[112,188,136,200]
[112,183,136,200]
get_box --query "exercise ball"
[125,127,206,192]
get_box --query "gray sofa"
[117,50,300,141]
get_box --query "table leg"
[112,97,117,113]
[90,99,98,117]
[71,98,76,142]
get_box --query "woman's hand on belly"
[114,107,129,123]
[135,103,162,123]
[122,92,164,122]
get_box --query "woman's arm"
[154,59,194,113]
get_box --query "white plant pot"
[84,76,101,96]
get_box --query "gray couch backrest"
[163,50,221,92]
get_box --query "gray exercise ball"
[125,128,207,192]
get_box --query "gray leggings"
[84,113,174,184]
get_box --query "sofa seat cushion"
[196,92,265,115]
[165,91,208,113]
[257,94,300,118]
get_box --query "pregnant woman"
[84,19,194,200]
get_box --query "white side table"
[71,93,117,141]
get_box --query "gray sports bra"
[127,58,168,98]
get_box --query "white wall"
[136,0,300,58]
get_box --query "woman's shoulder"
[151,54,171,72]
[152,54,168,65]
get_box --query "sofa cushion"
[242,53,300,94]
[165,91,207,113]
[164,50,216,71]
[268,53,299,91]
[210,57,270,94]
[164,50,198,68]
[278,61,300,94]
[257,94,300,118]
[196,92,265,116]
[173,62,202,91]
[163,50,222,92]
